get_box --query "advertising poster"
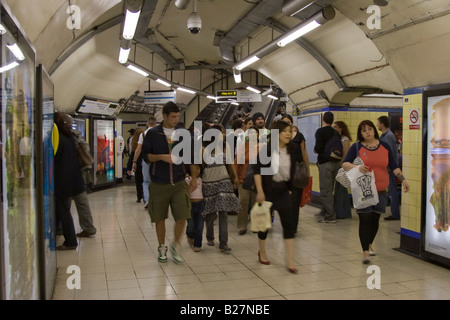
[423,88,450,263]
[93,119,115,186]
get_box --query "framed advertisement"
[422,83,450,267]
[0,2,38,299]
[92,118,115,187]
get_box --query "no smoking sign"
[409,109,420,130]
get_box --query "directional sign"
[409,109,420,130]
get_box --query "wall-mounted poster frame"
[36,64,56,300]
[91,118,115,188]
[421,83,450,267]
[0,0,38,299]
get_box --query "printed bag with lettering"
[346,166,379,209]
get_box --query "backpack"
[324,131,343,160]
[73,132,94,170]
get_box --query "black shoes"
[384,216,400,220]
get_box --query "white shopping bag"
[346,166,379,209]
[250,201,273,232]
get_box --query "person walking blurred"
[54,112,85,250]
[234,126,260,235]
[332,121,352,219]
[281,114,310,231]
[141,102,191,264]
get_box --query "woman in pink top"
[343,120,409,264]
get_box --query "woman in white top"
[252,120,302,273]
[332,121,352,218]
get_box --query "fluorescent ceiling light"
[156,78,171,87]
[233,69,242,83]
[230,102,239,105]
[177,87,196,94]
[122,9,141,40]
[127,64,149,77]
[267,94,278,100]
[118,47,130,64]
[0,24,6,34]
[362,93,403,98]
[235,55,260,71]
[6,43,25,61]
[246,86,261,94]
[207,95,216,100]
[261,88,273,96]
[0,61,19,73]
[277,20,321,47]
[290,2,315,16]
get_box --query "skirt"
[202,163,241,214]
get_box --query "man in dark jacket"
[141,102,191,264]
[314,111,340,223]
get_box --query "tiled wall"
[401,93,423,235]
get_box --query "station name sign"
[216,89,261,103]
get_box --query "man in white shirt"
[132,116,157,208]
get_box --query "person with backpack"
[314,111,341,223]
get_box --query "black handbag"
[242,165,257,192]
[292,160,308,189]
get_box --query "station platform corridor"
[52,184,450,300]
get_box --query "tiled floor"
[52,184,450,300]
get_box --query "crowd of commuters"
[55,103,408,267]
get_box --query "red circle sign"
[410,110,418,123]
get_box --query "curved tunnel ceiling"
[4,0,450,118]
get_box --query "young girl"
[202,124,241,253]
[186,164,205,252]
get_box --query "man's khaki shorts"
[147,180,191,223]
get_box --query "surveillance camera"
[187,11,201,34]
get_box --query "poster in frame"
[92,118,115,187]
[421,83,450,267]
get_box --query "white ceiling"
[5,0,450,124]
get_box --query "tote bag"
[250,201,273,232]
[346,166,379,209]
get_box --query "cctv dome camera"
[187,11,201,34]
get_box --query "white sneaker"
[158,244,168,263]
[171,242,184,264]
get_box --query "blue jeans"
[205,211,228,249]
[142,159,151,203]
[186,201,205,248]
[388,171,400,218]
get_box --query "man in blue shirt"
[377,116,400,220]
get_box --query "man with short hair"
[377,115,400,220]
[142,102,191,263]
[252,112,270,143]
[314,111,340,223]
